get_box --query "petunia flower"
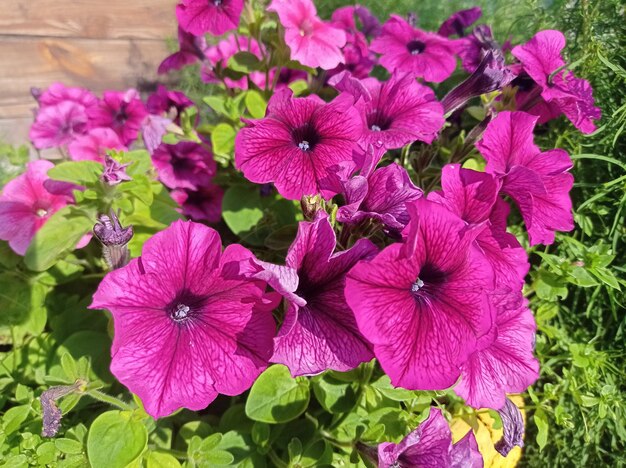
[337,163,423,232]
[331,5,381,38]
[234,89,363,201]
[102,155,132,186]
[0,160,73,255]
[428,164,528,289]
[327,31,375,80]
[455,290,539,409]
[377,408,483,468]
[88,89,148,145]
[476,111,574,245]
[151,141,216,191]
[245,212,376,376]
[38,82,99,111]
[457,25,503,73]
[438,7,482,38]
[142,115,174,154]
[495,397,526,456]
[68,127,127,162]
[370,15,458,82]
[90,220,275,418]
[171,183,224,224]
[511,30,601,133]
[146,85,196,125]
[93,210,134,269]
[268,0,347,70]
[29,101,90,149]
[349,72,445,149]
[201,35,269,90]
[158,27,207,74]
[176,0,243,36]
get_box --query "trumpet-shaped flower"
[171,183,224,223]
[90,221,275,418]
[346,198,495,390]
[68,128,126,162]
[246,212,376,376]
[438,7,482,38]
[235,89,362,200]
[30,101,90,149]
[88,89,148,145]
[158,27,207,74]
[476,111,574,245]
[371,15,458,82]
[0,160,72,255]
[152,142,216,191]
[268,0,347,70]
[176,0,243,36]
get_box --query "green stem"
[86,389,134,411]
[268,449,288,467]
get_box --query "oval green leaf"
[87,410,148,468]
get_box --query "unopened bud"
[301,195,323,221]
[102,155,132,186]
[94,211,133,269]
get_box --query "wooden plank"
[0,36,174,120]
[0,0,178,40]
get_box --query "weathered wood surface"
[0,0,178,147]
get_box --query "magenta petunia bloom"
[511,30,601,133]
[428,164,528,289]
[38,82,99,111]
[349,72,445,149]
[176,0,243,36]
[171,183,224,223]
[378,408,483,468]
[268,0,347,70]
[327,31,376,80]
[331,5,381,38]
[152,142,216,191]
[158,27,207,74]
[88,89,148,145]
[476,111,574,245]
[455,290,539,410]
[234,89,363,200]
[68,127,126,162]
[245,212,376,376]
[370,15,458,82]
[346,198,495,390]
[457,25,502,73]
[90,221,275,418]
[202,35,269,90]
[337,163,423,231]
[147,85,195,125]
[29,101,90,149]
[438,7,482,38]
[0,160,72,255]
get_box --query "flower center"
[292,124,320,153]
[407,40,426,55]
[370,124,381,132]
[410,278,424,292]
[366,110,393,132]
[171,303,190,321]
[166,290,208,324]
[212,0,222,6]
[410,264,446,299]
[36,208,48,218]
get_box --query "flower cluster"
[8,1,600,465]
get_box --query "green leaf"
[24,207,94,271]
[55,438,84,455]
[203,95,230,118]
[211,123,237,158]
[48,161,103,185]
[534,408,549,452]
[312,375,359,413]
[2,404,31,435]
[228,52,262,73]
[222,185,264,236]
[87,411,148,468]
[145,451,181,468]
[245,365,310,423]
[370,375,417,401]
[245,90,267,119]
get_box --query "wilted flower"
[476,111,574,245]
[346,198,495,390]
[142,115,173,154]
[158,27,208,74]
[438,7,482,38]
[176,0,243,36]
[371,15,458,82]
[235,89,362,200]
[102,155,132,186]
[495,397,526,456]
[93,210,133,269]
[245,212,376,376]
[0,160,73,255]
[88,89,148,145]
[68,127,126,162]
[152,141,216,191]
[511,30,601,133]
[40,380,85,438]
[268,0,347,70]
[90,221,275,418]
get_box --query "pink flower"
[90,221,275,418]
[476,111,574,245]
[171,183,224,223]
[331,5,381,38]
[158,27,208,74]
[245,212,376,376]
[457,25,502,73]
[88,90,148,145]
[438,7,482,38]
[268,0,347,70]
[327,32,375,80]
[68,128,126,162]
[350,72,444,149]
[176,0,243,36]
[455,290,539,410]
[142,115,173,154]
[147,85,195,125]
[345,198,495,390]
[29,101,89,149]
[428,164,528,289]
[102,155,132,186]
[234,89,363,200]
[378,408,483,468]
[371,15,458,82]
[337,163,423,231]
[202,35,269,90]
[511,30,601,133]
[38,82,98,110]
[151,142,216,191]
[0,160,72,255]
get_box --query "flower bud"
[94,211,133,269]
[102,155,132,186]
